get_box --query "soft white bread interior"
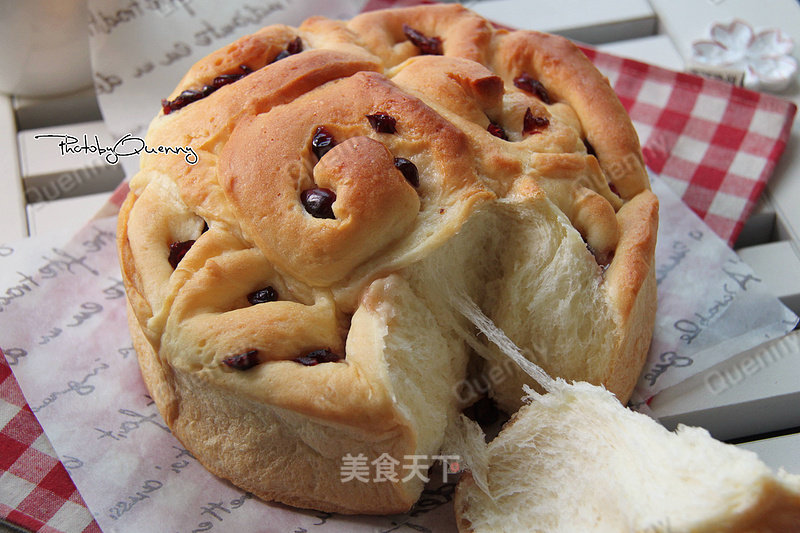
[453,380,800,533]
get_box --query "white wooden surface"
[739,432,800,475]
[470,0,656,43]
[0,94,28,240]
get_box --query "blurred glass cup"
[0,0,93,97]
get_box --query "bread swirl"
[117,4,657,514]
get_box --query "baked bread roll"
[116,4,658,514]
[454,381,800,532]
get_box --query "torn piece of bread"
[454,381,800,533]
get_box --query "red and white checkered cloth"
[0,23,796,533]
[0,358,99,533]
[582,47,796,246]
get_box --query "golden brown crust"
[734,480,800,532]
[217,70,482,287]
[117,4,657,516]
[490,30,648,200]
[604,190,659,402]
[347,3,494,67]
[128,295,420,514]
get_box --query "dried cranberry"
[402,24,443,55]
[200,85,216,98]
[222,350,260,370]
[271,36,303,63]
[168,240,195,268]
[513,72,551,104]
[286,37,303,55]
[162,65,252,114]
[393,157,419,187]
[208,65,252,92]
[293,349,342,366]
[247,286,278,305]
[210,74,241,89]
[366,113,397,134]
[311,126,336,159]
[523,108,549,135]
[583,138,597,157]
[203,70,245,96]
[301,188,336,219]
[487,123,508,140]
[161,90,202,114]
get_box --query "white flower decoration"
[692,19,797,92]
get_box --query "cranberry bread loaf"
[117,4,658,514]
